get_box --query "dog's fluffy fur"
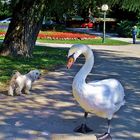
[8,70,41,96]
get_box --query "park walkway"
[66,27,140,44]
[0,44,140,140]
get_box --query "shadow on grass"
[0,46,68,85]
[0,49,139,139]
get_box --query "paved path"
[0,44,140,140]
[66,28,140,44]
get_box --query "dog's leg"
[24,86,31,94]
[15,87,22,96]
[30,85,33,90]
[24,82,32,94]
[24,89,30,94]
[8,86,14,96]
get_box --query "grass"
[0,36,129,45]
[0,27,130,89]
[0,45,67,88]
[37,38,129,45]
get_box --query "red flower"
[0,32,6,37]
[38,31,98,40]
[0,31,98,40]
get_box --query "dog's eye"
[36,73,39,75]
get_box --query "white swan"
[67,44,125,139]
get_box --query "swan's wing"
[85,84,124,116]
[86,84,112,105]
[87,79,125,107]
[88,78,120,86]
[88,80,100,86]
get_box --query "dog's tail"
[8,71,21,96]
[12,71,21,78]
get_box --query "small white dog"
[8,70,41,96]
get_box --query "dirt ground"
[0,44,140,140]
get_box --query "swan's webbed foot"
[74,123,93,133]
[97,132,112,140]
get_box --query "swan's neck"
[74,49,94,84]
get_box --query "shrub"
[41,23,65,31]
[136,21,140,38]
[116,20,140,37]
[116,20,133,37]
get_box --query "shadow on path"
[0,48,140,140]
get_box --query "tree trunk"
[0,0,46,57]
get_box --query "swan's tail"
[121,98,125,106]
[118,81,126,106]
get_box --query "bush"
[136,21,140,38]
[116,20,140,37]
[41,23,65,31]
[116,20,133,37]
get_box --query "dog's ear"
[28,71,32,77]
[27,70,40,81]
[27,71,35,81]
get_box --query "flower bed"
[0,31,98,40]
[0,32,6,37]
[38,31,98,40]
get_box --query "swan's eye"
[68,53,75,58]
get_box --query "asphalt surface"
[0,43,140,140]
[66,28,140,44]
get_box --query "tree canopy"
[0,0,140,57]
[2,0,140,20]
[107,0,140,12]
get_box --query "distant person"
[132,26,138,44]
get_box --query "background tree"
[0,0,46,57]
[107,0,140,13]
[0,0,74,57]
[0,0,140,57]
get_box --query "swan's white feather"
[73,78,125,119]
[69,44,125,119]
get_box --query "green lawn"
[0,37,129,45]
[0,45,67,87]
[37,38,129,45]
[0,30,130,88]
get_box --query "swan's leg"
[74,112,93,133]
[107,119,111,134]
[97,119,112,140]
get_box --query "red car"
[81,18,95,28]
[81,21,94,28]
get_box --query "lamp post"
[101,4,108,43]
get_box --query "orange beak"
[67,57,74,69]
